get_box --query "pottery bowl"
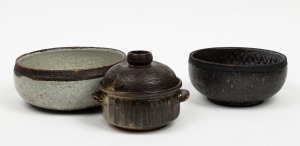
[93,50,189,131]
[14,47,126,111]
[189,47,287,107]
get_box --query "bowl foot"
[207,98,264,107]
[112,124,168,132]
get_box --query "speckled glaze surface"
[14,75,102,110]
[14,47,126,110]
[93,51,189,131]
[189,47,287,107]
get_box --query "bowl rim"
[14,46,126,81]
[189,47,287,73]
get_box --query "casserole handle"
[92,90,107,105]
[177,89,190,102]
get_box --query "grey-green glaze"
[14,47,126,111]
[14,75,102,110]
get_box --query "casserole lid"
[100,50,181,93]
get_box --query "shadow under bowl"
[188,47,287,107]
[14,47,126,111]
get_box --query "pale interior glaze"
[18,48,125,70]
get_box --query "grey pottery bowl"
[189,47,287,107]
[14,47,126,111]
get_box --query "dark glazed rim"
[14,47,126,81]
[189,47,287,73]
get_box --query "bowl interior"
[17,47,125,70]
[192,48,286,66]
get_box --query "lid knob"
[127,50,153,66]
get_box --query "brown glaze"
[101,51,180,93]
[14,47,126,81]
[127,50,153,66]
[14,65,112,81]
[102,90,181,131]
[93,50,189,131]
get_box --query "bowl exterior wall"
[14,75,101,110]
[189,64,287,104]
[102,92,180,131]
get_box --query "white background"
[0,0,299,146]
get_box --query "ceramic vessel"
[14,47,126,111]
[189,47,287,107]
[93,50,189,131]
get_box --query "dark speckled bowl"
[189,47,287,107]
